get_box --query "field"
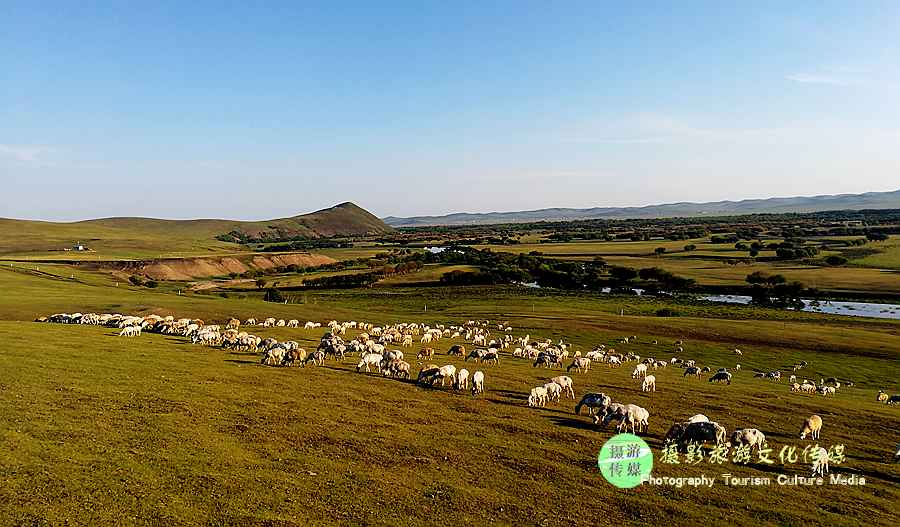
[472,236,900,294]
[2,208,900,526]
[2,260,900,526]
[849,237,900,270]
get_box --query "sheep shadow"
[224,359,257,365]
[547,415,596,432]
[489,398,529,409]
[493,389,528,401]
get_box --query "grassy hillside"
[0,202,392,260]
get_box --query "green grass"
[473,236,900,294]
[1,261,899,526]
[849,236,900,270]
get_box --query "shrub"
[263,288,285,303]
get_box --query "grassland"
[470,236,900,294]
[849,236,900,270]
[2,305,899,525]
[2,240,900,526]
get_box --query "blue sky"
[2,1,899,220]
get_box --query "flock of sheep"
[37,311,900,472]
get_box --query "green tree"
[263,288,284,303]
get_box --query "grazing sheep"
[641,375,656,392]
[283,348,307,367]
[533,353,560,369]
[431,365,457,387]
[417,364,440,385]
[687,414,709,423]
[567,357,591,373]
[623,404,650,434]
[382,359,411,379]
[800,415,823,440]
[528,386,549,407]
[447,344,465,356]
[543,382,563,403]
[598,403,628,430]
[811,447,830,476]
[356,353,383,373]
[683,366,702,379]
[417,347,435,360]
[261,347,286,366]
[665,421,727,448]
[631,363,648,379]
[790,382,801,392]
[305,350,326,366]
[708,371,733,385]
[465,349,485,362]
[550,375,575,399]
[471,371,485,396]
[454,368,470,390]
[818,385,836,396]
[730,428,766,451]
[481,350,500,365]
[575,393,611,417]
[118,325,141,337]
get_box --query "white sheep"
[811,447,830,476]
[631,363,648,379]
[800,415,823,440]
[528,386,548,407]
[730,428,766,451]
[550,375,575,399]
[432,365,457,387]
[356,353,383,373]
[641,375,656,392]
[471,371,485,396]
[543,382,563,403]
[454,368,470,390]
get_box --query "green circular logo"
[597,433,653,488]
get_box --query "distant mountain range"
[383,189,900,227]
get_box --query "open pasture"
[2,283,899,526]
